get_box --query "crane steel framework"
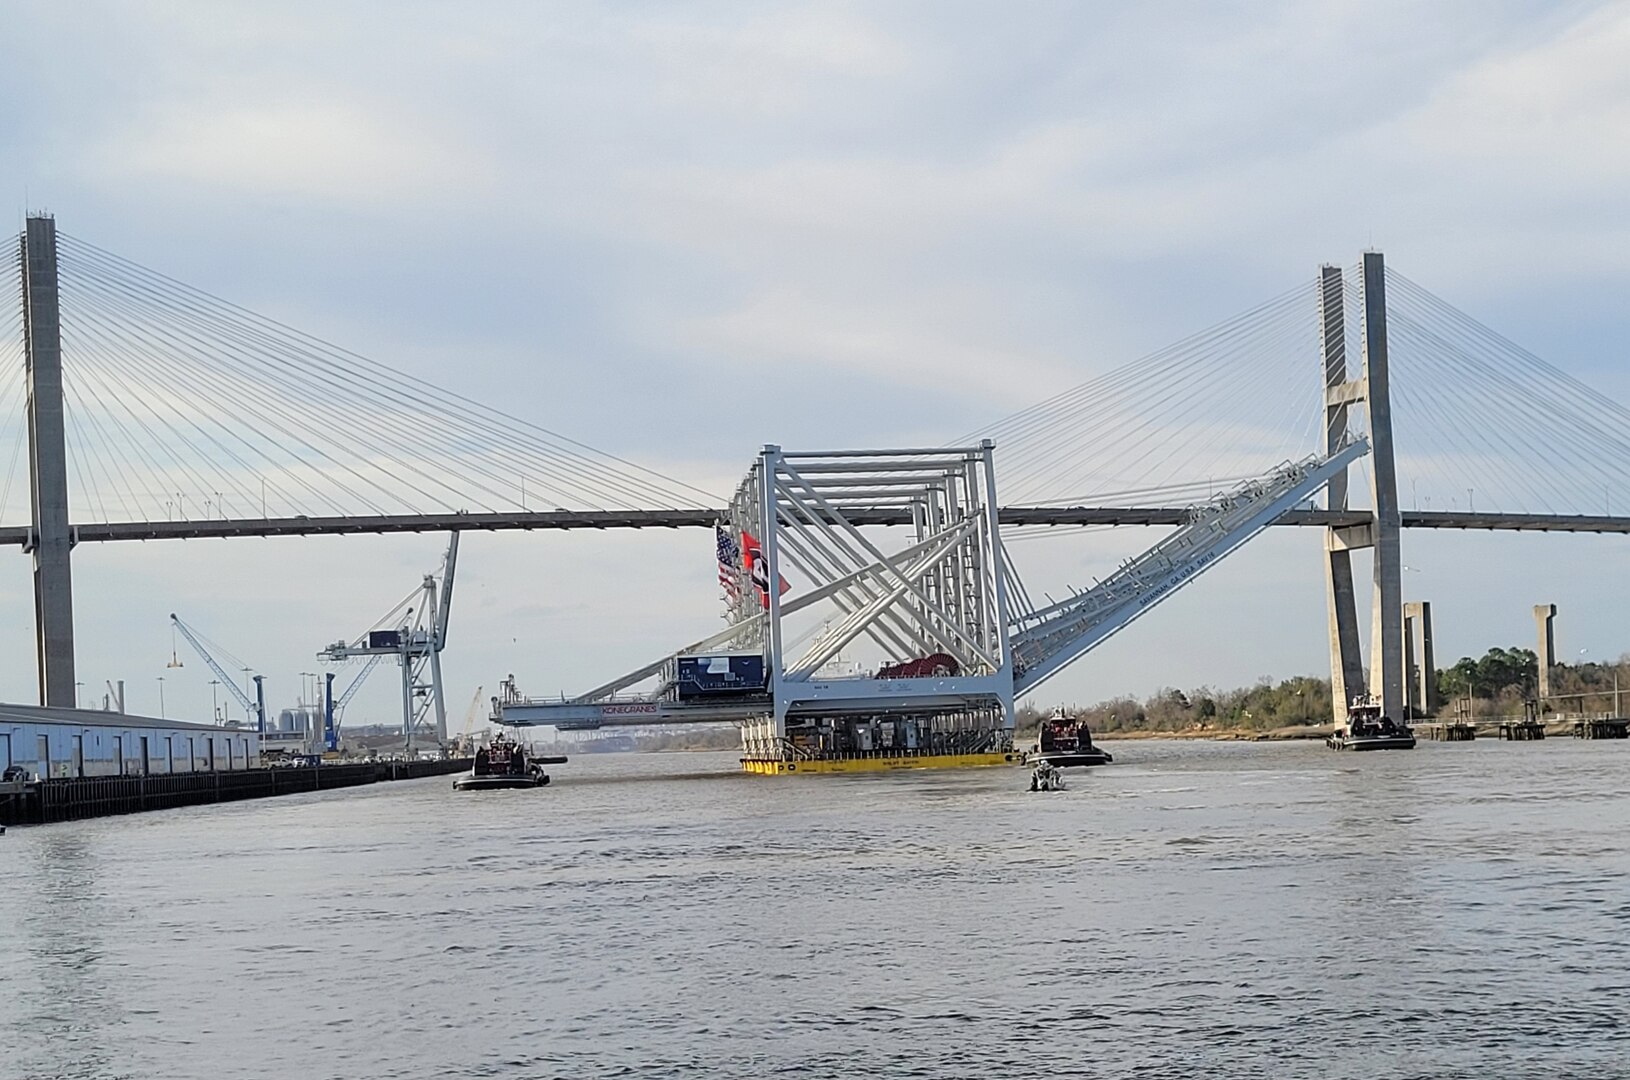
[319,534,458,750]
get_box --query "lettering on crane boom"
[1134,550,1218,611]
[601,702,661,716]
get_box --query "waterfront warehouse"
[0,703,261,779]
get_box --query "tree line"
[1019,648,1629,733]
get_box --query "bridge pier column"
[1403,601,1435,717]
[21,214,77,708]
[1533,603,1556,701]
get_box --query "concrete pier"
[1572,717,1629,740]
[1533,604,1556,702]
[1404,601,1436,717]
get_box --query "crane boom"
[335,654,384,713]
[435,533,458,649]
[1009,437,1369,696]
[169,613,266,728]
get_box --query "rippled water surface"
[3,739,1629,1078]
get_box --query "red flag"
[740,531,790,609]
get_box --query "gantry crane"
[318,534,459,750]
[168,613,268,732]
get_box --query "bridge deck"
[4,508,1628,545]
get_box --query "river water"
[2,739,1627,1079]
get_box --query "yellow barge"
[740,751,1018,775]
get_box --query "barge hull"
[741,752,1017,775]
[1327,736,1417,751]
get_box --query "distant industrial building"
[0,704,260,780]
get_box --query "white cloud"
[89,99,491,204]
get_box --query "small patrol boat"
[1326,696,1416,751]
[1035,709,1113,767]
[1029,760,1066,791]
[454,732,567,790]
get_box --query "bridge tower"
[1320,253,1405,723]
[20,213,78,708]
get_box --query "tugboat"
[1034,709,1113,767]
[454,731,568,790]
[1326,695,1416,751]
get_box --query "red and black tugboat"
[454,731,568,790]
[1034,709,1113,767]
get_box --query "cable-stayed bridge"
[9,215,1630,739]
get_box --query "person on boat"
[510,743,525,775]
[474,746,490,775]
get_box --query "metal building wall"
[0,719,261,780]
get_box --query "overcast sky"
[2,1,1628,726]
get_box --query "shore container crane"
[319,534,458,750]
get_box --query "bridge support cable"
[1383,268,1630,518]
[34,228,719,528]
[0,278,33,525]
[60,288,406,519]
[58,233,715,512]
[967,280,1327,509]
[1009,437,1370,697]
[62,267,563,517]
[56,235,709,516]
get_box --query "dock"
[1499,720,1546,741]
[1421,722,1477,741]
[1572,717,1630,740]
[0,758,471,827]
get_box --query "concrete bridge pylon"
[21,213,77,708]
[1320,253,1406,723]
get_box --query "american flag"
[716,526,742,600]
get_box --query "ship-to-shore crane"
[318,534,459,750]
[168,614,268,732]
